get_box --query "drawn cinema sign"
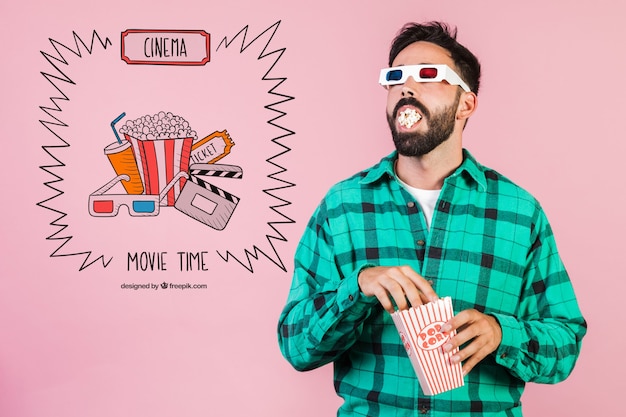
[121,29,210,65]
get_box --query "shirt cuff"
[490,313,522,369]
[337,263,378,315]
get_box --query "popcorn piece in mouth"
[398,108,422,128]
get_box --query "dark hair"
[388,22,481,94]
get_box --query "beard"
[387,95,460,157]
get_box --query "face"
[385,42,466,157]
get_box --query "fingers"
[369,276,402,313]
[397,266,438,305]
[365,267,415,313]
[358,266,438,313]
[441,310,502,375]
[459,341,495,376]
[382,267,429,311]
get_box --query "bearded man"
[278,21,586,417]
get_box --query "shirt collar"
[360,149,488,192]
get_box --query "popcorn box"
[391,297,464,395]
[125,134,193,206]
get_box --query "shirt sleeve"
[277,197,379,371]
[491,206,587,383]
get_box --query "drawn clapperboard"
[175,163,243,230]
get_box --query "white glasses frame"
[379,64,471,93]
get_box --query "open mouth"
[397,107,422,129]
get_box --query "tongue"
[397,108,422,128]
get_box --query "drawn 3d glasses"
[379,64,471,92]
[88,171,188,217]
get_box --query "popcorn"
[118,111,198,141]
[398,108,422,128]
[391,297,464,395]
[117,111,196,206]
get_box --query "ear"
[456,92,478,121]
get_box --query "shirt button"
[419,406,429,414]
[348,295,354,302]
[407,202,415,208]
[500,352,508,359]
[417,239,425,246]
[427,280,434,285]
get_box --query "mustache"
[393,97,430,119]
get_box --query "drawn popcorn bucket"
[124,133,193,206]
[174,163,242,230]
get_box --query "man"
[278,22,586,416]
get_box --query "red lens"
[93,200,114,213]
[419,67,438,79]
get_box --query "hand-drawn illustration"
[174,164,242,230]
[116,111,195,206]
[190,130,234,165]
[121,29,211,66]
[37,23,295,272]
[92,111,241,228]
[88,173,181,217]
[104,113,145,194]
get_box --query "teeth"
[398,108,422,128]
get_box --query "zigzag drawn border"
[36,22,295,273]
[215,22,295,272]
[37,30,114,271]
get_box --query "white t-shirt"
[396,176,441,230]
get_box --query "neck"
[395,142,463,190]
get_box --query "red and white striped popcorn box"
[391,297,465,395]
[124,134,193,206]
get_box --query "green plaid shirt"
[278,150,586,416]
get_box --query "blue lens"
[386,69,403,82]
[133,200,156,213]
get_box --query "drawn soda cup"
[104,140,144,194]
[104,112,144,195]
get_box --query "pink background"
[2,0,624,415]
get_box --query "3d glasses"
[379,65,471,92]
[89,171,189,217]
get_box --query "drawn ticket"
[190,130,235,165]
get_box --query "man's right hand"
[357,266,438,313]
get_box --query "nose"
[400,76,421,97]
[401,85,415,97]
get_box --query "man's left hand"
[441,309,502,376]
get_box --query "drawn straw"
[111,112,126,144]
